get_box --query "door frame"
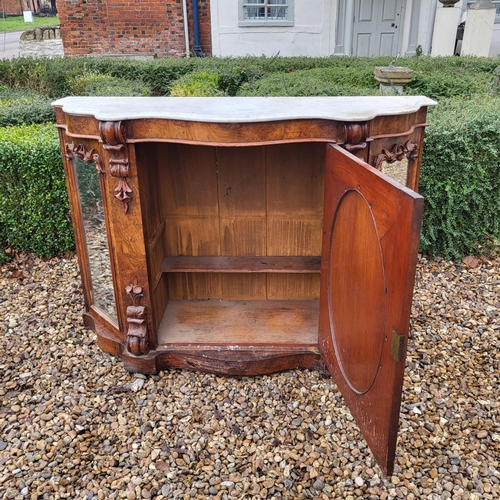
[334,0,418,56]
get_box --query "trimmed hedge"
[66,71,151,96]
[420,98,500,259]
[0,124,74,259]
[170,71,224,96]
[0,55,499,259]
[237,66,381,96]
[1,55,498,99]
[0,86,55,126]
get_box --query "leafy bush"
[169,71,224,96]
[0,124,74,257]
[420,97,500,258]
[67,71,151,96]
[0,55,499,259]
[237,66,380,96]
[0,55,498,99]
[0,85,55,126]
[404,68,494,100]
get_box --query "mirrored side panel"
[73,156,117,322]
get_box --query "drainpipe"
[182,0,190,57]
[192,0,206,57]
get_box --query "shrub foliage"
[0,124,74,258]
[420,98,500,258]
[0,55,499,259]
[0,86,55,126]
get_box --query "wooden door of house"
[319,144,423,475]
[352,0,404,57]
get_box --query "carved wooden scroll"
[373,140,418,171]
[125,276,150,356]
[99,121,133,214]
[343,123,368,153]
[65,142,104,173]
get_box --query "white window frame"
[238,0,295,27]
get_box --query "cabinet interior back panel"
[148,142,325,300]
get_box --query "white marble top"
[53,96,436,123]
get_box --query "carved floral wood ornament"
[125,276,149,356]
[99,121,133,214]
[373,139,418,171]
[65,142,104,173]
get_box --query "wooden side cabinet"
[54,96,435,474]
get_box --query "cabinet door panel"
[319,144,423,475]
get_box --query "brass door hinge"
[390,329,405,363]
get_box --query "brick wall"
[3,0,22,15]
[57,0,212,58]
[3,0,54,15]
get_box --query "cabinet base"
[90,312,324,375]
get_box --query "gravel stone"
[1,254,499,499]
[313,479,325,490]
[355,476,365,487]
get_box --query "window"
[239,0,294,27]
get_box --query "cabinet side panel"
[136,143,169,331]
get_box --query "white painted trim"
[182,0,190,58]
[344,0,354,55]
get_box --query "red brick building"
[2,0,55,15]
[57,0,211,58]
[3,0,24,15]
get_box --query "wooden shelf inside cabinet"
[54,95,436,476]
[161,256,321,274]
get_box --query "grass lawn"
[0,15,59,33]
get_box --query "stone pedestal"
[374,66,414,95]
[431,6,461,56]
[462,0,496,57]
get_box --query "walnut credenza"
[54,96,435,474]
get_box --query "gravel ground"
[1,254,499,500]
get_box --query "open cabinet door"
[319,144,424,475]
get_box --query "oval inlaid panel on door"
[328,188,386,394]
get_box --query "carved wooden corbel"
[373,140,418,171]
[125,276,150,356]
[343,123,368,153]
[65,142,104,173]
[99,121,133,214]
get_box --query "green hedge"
[237,66,381,96]
[0,124,74,260]
[66,71,151,96]
[169,71,224,96]
[0,56,499,260]
[0,55,497,99]
[420,97,500,259]
[0,86,55,126]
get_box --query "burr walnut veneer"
[54,96,435,474]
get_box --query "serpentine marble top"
[53,96,436,123]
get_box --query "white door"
[352,0,404,57]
